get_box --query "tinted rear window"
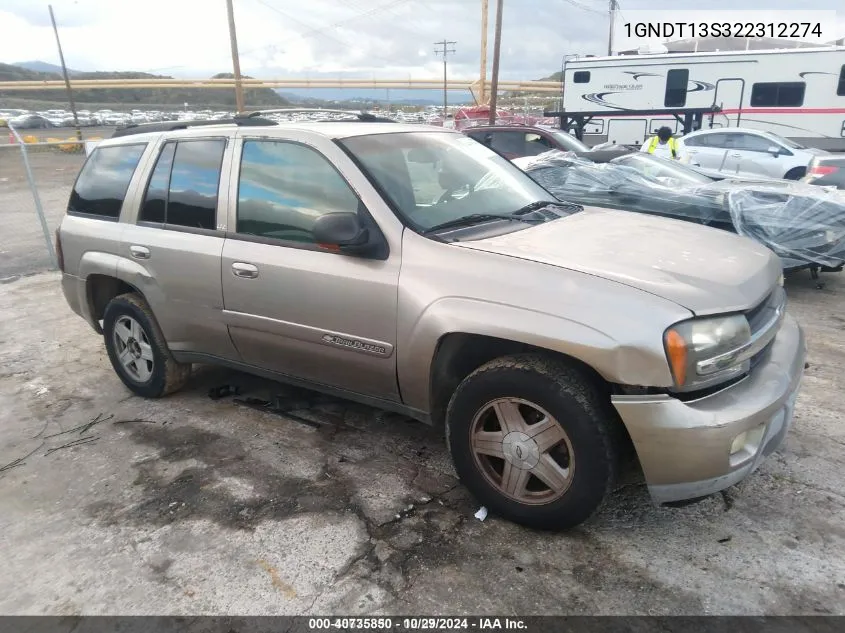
[139,142,176,224]
[165,139,226,230]
[68,144,146,219]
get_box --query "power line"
[246,0,416,67]
[559,0,606,17]
[434,39,456,118]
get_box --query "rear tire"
[103,293,190,398]
[446,354,619,530]
[784,167,806,180]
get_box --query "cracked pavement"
[1,271,844,615]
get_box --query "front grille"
[745,290,777,333]
[744,286,786,370]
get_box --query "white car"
[678,128,829,181]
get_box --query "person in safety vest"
[640,126,682,161]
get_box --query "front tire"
[446,354,619,530]
[103,293,190,398]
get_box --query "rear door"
[220,131,401,400]
[722,133,784,178]
[120,135,239,359]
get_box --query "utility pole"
[479,0,489,104]
[225,0,246,114]
[488,0,503,125]
[607,0,617,56]
[434,40,457,122]
[47,5,81,141]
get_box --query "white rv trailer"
[560,46,845,150]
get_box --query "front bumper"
[612,313,806,504]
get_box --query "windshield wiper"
[423,213,528,235]
[512,199,583,216]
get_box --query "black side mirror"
[313,212,376,256]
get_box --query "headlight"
[664,315,751,391]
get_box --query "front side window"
[68,143,146,219]
[733,133,776,153]
[340,131,564,234]
[664,69,689,108]
[236,140,359,243]
[750,82,805,107]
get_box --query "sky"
[0,0,843,81]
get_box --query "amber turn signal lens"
[665,329,688,386]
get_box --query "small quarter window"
[68,143,146,219]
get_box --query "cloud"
[0,0,842,81]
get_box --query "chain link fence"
[0,129,98,280]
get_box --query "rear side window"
[139,142,176,224]
[139,139,226,230]
[167,140,226,229]
[490,132,527,154]
[573,71,590,84]
[68,144,146,219]
[664,69,689,108]
[838,65,845,97]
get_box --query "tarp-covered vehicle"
[514,150,845,273]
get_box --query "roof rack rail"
[244,108,396,123]
[110,116,277,138]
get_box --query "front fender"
[397,296,677,414]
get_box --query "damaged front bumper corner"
[611,314,806,504]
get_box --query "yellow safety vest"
[648,136,678,159]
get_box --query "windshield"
[547,129,590,152]
[340,131,562,233]
[611,153,712,185]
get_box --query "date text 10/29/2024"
[623,22,823,39]
[308,618,527,631]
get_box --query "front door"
[722,132,785,178]
[220,135,401,400]
[712,78,745,128]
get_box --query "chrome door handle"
[129,245,150,259]
[232,262,259,279]
[730,153,742,158]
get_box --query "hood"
[456,207,781,315]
